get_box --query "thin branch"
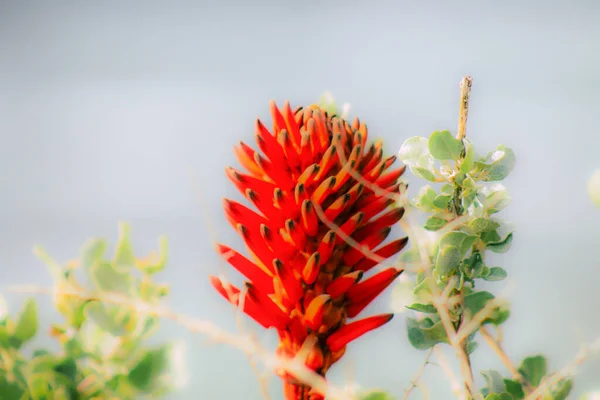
[402,348,434,400]
[8,285,354,400]
[525,337,600,400]
[433,347,465,399]
[479,326,531,391]
[456,76,473,141]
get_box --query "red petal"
[335,212,364,245]
[311,176,336,205]
[304,294,331,331]
[317,230,336,265]
[326,270,363,299]
[302,252,321,284]
[223,198,268,229]
[285,219,307,250]
[354,237,409,272]
[274,259,303,305]
[301,200,319,236]
[282,100,302,147]
[255,119,287,166]
[342,226,391,267]
[279,130,301,170]
[216,244,273,291]
[226,167,277,200]
[326,314,394,352]
[353,208,405,242]
[346,268,403,317]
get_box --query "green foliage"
[0,223,180,399]
[357,390,396,400]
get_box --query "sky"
[1,1,599,398]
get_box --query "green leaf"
[503,379,524,399]
[467,340,479,355]
[550,378,573,400]
[80,238,107,269]
[483,267,508,281]
[412,167,437,182]
[358,391,395,400]
[114,222,135,271]
[399,137,437,181]
[460,142,475,173]
[518,355,547,386]
[406,303,437,313]
[13,298,38,345]
[414,186,438,212]
[485,394,512,400]
[54,357,78,381]
[406,317,448,350]
[424,217,448,231]
[432,194,451,209]
[468,218,500,234]
[482,370,506,394]
[128,345,172,391]
[0,376,26,399]
[439,231,478,257]
[85,302,135,337]
[428,130,463,160]
[138,236,168,275]
[398,137,430,166]
[487,233,513,253]
[90,262,133,294]
[435,245,461,278]
[33,246,64,282]
[463,291,509,326]
[478,146,516,181]
[482,184,511,214]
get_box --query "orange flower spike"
[214,101,408,399]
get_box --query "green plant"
[0,223,182,399]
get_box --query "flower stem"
[457,76,473,141]
[454,75,475,397]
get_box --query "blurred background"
[1,0,599,398]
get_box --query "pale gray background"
[1,0,599,398]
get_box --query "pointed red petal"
[346,268,403,318]
[216,244,273,291]
[342,226,391,267]
[336,212,364,245]
[353,208,405,242]
[354,237,409,272]
[223,198,268,229]
[317,230,336,265]
[326,314,394,352]
[326,270,363,299]
[301,200,319,236]
[302,252,321,284]
[274,259,303,305]
[282,100,302,148]
[304,294,332,331]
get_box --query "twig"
[7,284,354,400]
[399,211,475,398]
[433,347,465,399]
[456,76,472,141]
[402,348,434,400]
[479,326,530,391]
[525,337,600,400]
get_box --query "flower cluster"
[210,101,408,399]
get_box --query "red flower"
[210,101,408,399]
